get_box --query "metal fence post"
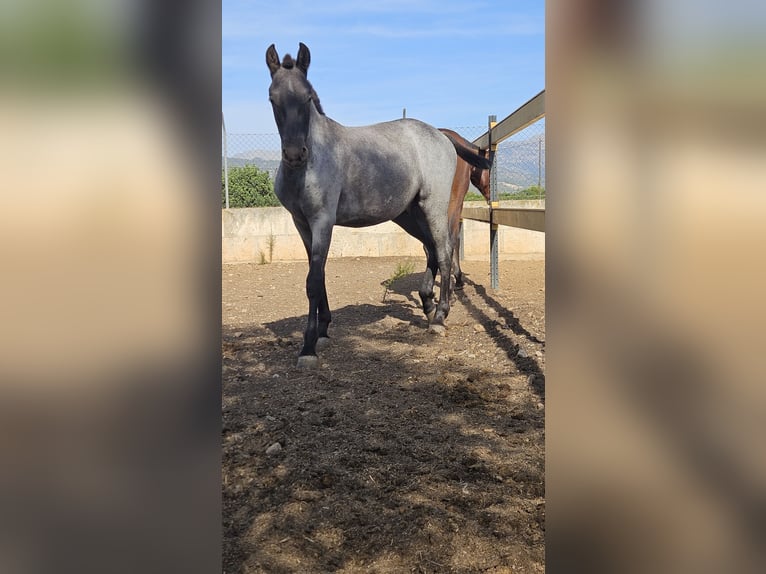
[488,114,499,290]
[222,112,230,209]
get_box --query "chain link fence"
[222,119,545,206]
[445,120,545,200]
[494,117,545,199]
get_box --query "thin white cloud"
[346,22,542,39]
[230,0,476,17]
[223,0,540,39]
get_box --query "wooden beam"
[491,208,545,233]
[473,90,545,149]
[461,205,491,223]
[461,205,545,232]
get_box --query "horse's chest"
[275,175,334,216]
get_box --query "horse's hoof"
[296,355,320,369]
[454,283,464,291]
[316,337,331,351]
[426,309,436,322]
[428,324,447,337]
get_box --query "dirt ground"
[223,257,545,573]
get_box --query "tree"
[222,165,280,208]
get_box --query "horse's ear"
[296,42,310,75]
[266,44,281,77]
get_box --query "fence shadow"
[384,271,545,401]
[460,277,545,400]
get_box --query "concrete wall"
[222,201,544,263]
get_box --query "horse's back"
[344,118,456,192]
[326,119,456,226]
[369,118,454,163]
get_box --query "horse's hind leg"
[419,243,438,322]
[428,247,452,335]
[452,229,464,291]
[418,203,454,334]
[418,228,452,335]
[393,212,437,321]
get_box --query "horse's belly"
[335,216,389,228]
[334,199,409,228]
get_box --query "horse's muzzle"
[282,145,308,168]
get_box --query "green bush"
[514,185,545,199]
[465,191,487,201]
[222,165,280,208]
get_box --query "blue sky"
[223,1,545,134]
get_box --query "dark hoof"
[296,355,320,369]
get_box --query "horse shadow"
[383,272,423,306]
[262,300,428,343]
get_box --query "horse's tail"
[455,144,493,170]
[439,129,493,171]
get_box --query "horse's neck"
[308,106,338,142]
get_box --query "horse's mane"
[310,89,325,115]
[280,53,325,115]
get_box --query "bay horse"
[266,43,491,368]
[438,128,494,290]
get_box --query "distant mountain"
[492,136,545,189]
[233,149,281,162]
[223,150,280,176]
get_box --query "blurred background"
[547,0,766,572]
[0,1,220,573]
[1,0,765,572]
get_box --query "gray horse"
[266,43,491,368]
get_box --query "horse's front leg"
[293,217,332,355]
[297,222,333,369]
[313,283,331,352]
